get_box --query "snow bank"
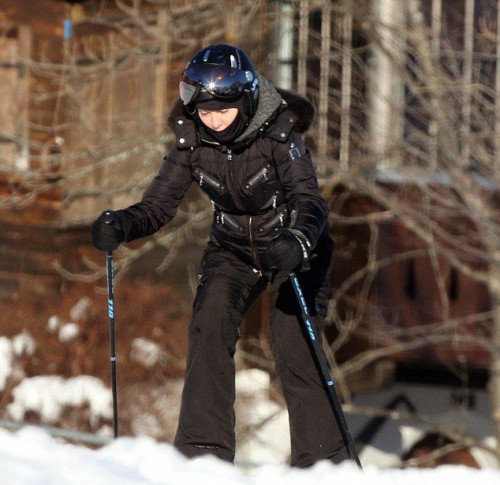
[0,427,498,485]
[7,375,112,424]
[0,332,35,391]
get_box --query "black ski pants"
[173,234,348,467]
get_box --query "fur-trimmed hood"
[167,73,315,144]
[275,86,315,133]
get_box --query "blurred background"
[0,0,498,469]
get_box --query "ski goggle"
[179,64,255,106]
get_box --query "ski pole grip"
[102,210,116,225]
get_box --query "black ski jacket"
[117,75,329,269]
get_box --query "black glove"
[261,231,305,272]
[91,210,124,251]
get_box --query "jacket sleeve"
[116,147,193,242]
[272,132,329,251]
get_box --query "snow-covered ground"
[0,426,499,485]
[1,370,498,484]
[1,328,498,483]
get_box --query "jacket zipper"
[256,208,287,234]
[227,149,245,209]
[195,169,225,190]
[245,163,271,189]
[248,215,262,268]
[218,211,244,232]
[261,191,279,211]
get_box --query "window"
[0,26,30,171]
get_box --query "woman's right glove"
[261,231,307,272]
[91,210,124,251]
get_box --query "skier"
[91,44,348,467]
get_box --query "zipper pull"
[227,149,232,161]
[214,203,221,224]
[272,194,277,210]
[221,213,225,224]
[199,173,204,186]
[279,212,284,226]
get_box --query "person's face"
[198,108,239,131]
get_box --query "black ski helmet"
[179,44,259,116]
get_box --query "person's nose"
[210,114,223,130]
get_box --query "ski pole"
[289,272,362,468]
[103,212,119,438]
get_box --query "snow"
[11,331,36,356]
[47,314,81,342]
[130,338,165,368]
[0,333,498,483]
[69,297,93,322]
[47,315,61,332]
[235,369,290,464]
[7,376,112,424]
[0,332,35,391]
[58,322,80,342]
[0,426,499,485]
[0,337,14,390]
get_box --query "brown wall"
[1,0,69,161]
[326,182,492,372]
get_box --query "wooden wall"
[326,181,492,374]
[0,0,69,164]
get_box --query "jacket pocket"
[244,163,272,190]
[255,207,288,235]
[217,211,245,233]
[194,168,226,192]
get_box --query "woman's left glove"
[261,231,307,272]
[91,210,124,251]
